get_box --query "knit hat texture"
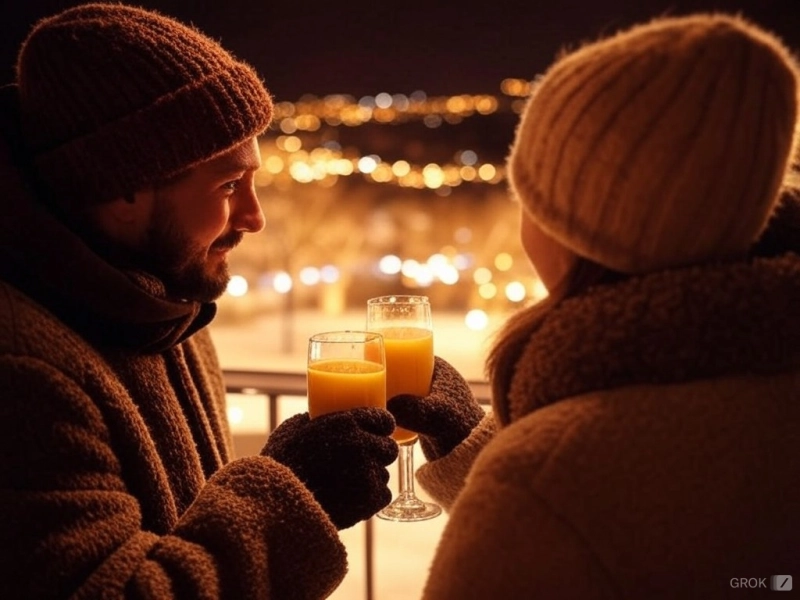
[16,2,273,204]
[508,13,800,274]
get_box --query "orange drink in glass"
[366,295,441,522]
[307,331,386,419]
[378,327,434,444]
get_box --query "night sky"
[3,0,799,102]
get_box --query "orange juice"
[307,358,386,419]
[375,326,434,444]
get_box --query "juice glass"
[307,330,386,419]
[366,295,441,521]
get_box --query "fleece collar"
[500,255,800,425]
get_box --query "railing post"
[365,518,375,600]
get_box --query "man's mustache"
[212,231,244,251]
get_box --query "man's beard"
[142,208,243,303]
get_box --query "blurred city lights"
[505,281,527,302]
[379,255,402,275]
[222,82,544,325]
[473,267,492,285]
[320,265,340,283]
[273,272,293,294]
[226,275,249,297]
[465,309,489,331]
[495,252,513,271]
[299,267,321,286]
[227,405,244,426]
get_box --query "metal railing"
[222,368,490,600]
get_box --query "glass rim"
[308,330,384,344]
[367,294,430,305]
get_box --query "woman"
[389,12,800,599]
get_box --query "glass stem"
[396,441,418,500]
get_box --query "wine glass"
[307,330,386,419]
[366,295,442,522]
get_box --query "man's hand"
[262,407,398,529]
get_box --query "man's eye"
[222,180,240,191]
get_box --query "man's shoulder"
[0,279,79,357]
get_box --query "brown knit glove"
[387,357,484,461]
[261,407,398,530]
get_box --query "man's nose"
[232,186,265,233]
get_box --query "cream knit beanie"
[508,13,800,274]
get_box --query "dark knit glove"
[261,407,398,530]
[387,356,485,461]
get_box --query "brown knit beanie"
[15,2,273,204]
[508,13,800,274]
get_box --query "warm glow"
[478,163,497,181]
[295,114,321,131]
[459,150,477,166]
[392,160,411,177]
[370,163,394,183]
[375,92,393,108]
[505,281,527,302]
[423,114,442,128]
[427,254,458,285]
[227,405,244,426]
[531,279,549,302]
[279,119,297,134]
[379,254,402,275]
[358,155,379,174]
[401,259,421,278]
[278,135,302,152]
[473,267,492,285]
[501,77,534,97]
[299,267,321,285]
[465,309,489,331]
[494,252,513,271]
[228,84,540,330]
[331,158,355,176]
[478,282,497,299]
[454,227,472,244]
[320,265,340,283]
[273,272,293,294]
[453,253,472,270]
[438,266,459,285]
[289,161,315,183]
[264,155,284,174]
[459,165,477,181]
[226,275,249,297]
[427,253,448,270]
[422,164,445,189]
[475,95,498,114]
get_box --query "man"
[0,4,397,599]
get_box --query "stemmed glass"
[306,330,386,419]
[366,295,442,522]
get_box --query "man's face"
[134,137,265,302]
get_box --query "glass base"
[376,494,442,522]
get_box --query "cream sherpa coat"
[419,255,800,599]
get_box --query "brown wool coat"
[0,132,346,598]
[418,255,800,599]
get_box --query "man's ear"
[86,189,154,242]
